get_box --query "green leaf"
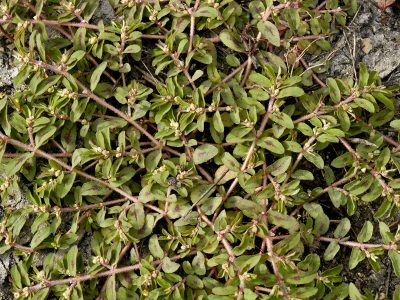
[346,175,374,196]
[226,54,240,67]
[214,166,236,184]
[226,197,262,218]
[127,203,145,230]
[369,109,394,127]
[191,184,215,206]
[35,126,57,147]
[290,287,319,299]
[358,63,369,88]
[55,173,76,198]
[394,286,400,300]
[331,152,353,168]
[349,248,365,270]
[193,144,219,164]
[244,289,258,300]
[277,87,305,99]
[0,245,11,255]
[270,111,294,129]
[257,137,285,154]
[73,28,86,50]
[80,181,110,196]
[324,241,340,261]
[66,245,78,276]
[285,272,316,285]
[149,234,164,258]
[212,286,237,296]
[326,78,341,103]
[374,197,392,219]
[61,122,77,153]
[297,122,313,136]
[31,225,51,248]
[235,254,261,273]
[201,196,222,215]
[192,70,204,82]
[248,72,272,88]
[379,222,394,244]
[0,103,10,135]
[257,20,281,47]
[349,283,367,300]
[192,252,206,276]
[162,257,180,273]
[219,30,245,52]
[314,214,330,235]
[337,108,351,131]
[390,119,400,130]
[334,218,351,238]
[194,6,218,18]
[145,150,162,172]
[304,151,324,169]
[4,153,34,177]
[372,91,395,110]
[354,98,375,113]
[10,265,22,289]
[123,44,141,54]
[268,210,299,233]
[357,221,373,243]
[31,213,49,235]
[389,250,400,277]
[221,152,240,172]
[389,178,400,189]
[186,274,204,289]
[292,169,314,180]
[132,100,151,120]
[106,275,116,300]
[67,50,86,67]
[267,156,292,176]
[90,61,107,91]
[213,111,224,133]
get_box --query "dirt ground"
[311,1,400,297]
[0,0,399,299]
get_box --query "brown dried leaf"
[378,0,398,10]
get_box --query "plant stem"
[30,60,160,147]
[25,250,197,293]
[3,152,70,158]
[240,56,253,87]
[198,211,235,262]
[266,237,290,299]
[156,42,196,89]
[300,57,326,87]
[97,241,133,299]
[188,0,200,53]
[0,24,14,41]
[205,61,248,96]
[49,198,129,213]
[15,2,119,84]
[284,135,317,184]
[262,234,400,251]
[269,172,357,234]
[0,18,165,41]
[0,133,165,215]
[317,236,398,251]
[293,94,356,124]
[225,96,276,198]
[339,137,391,192]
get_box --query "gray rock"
[0,44,18,88]
[0,253,11,287]
[313,0,400,79]
[0,253,13,300]
[92,0,115,24]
